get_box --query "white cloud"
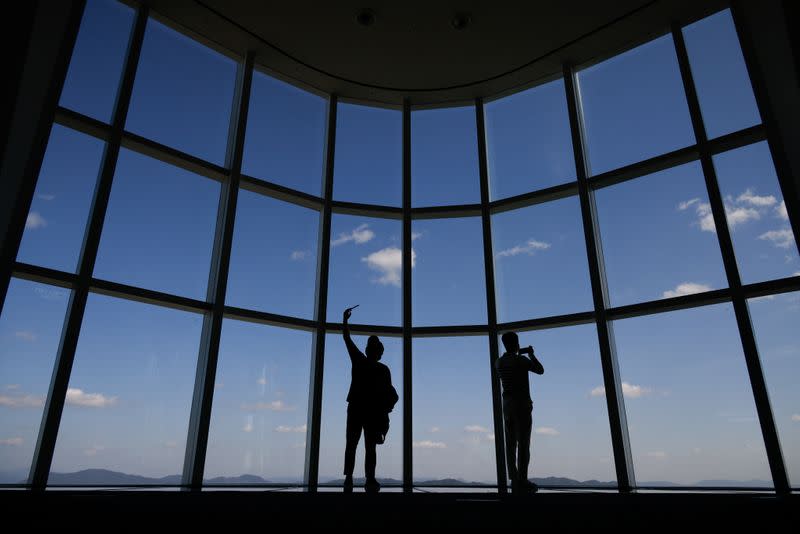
[66,388,117,408]
[429,427,440,433]
[791,414,800,422]
[256,377,267,386]
[646,451,667,458]
[464,425,490,433]
[726,206,761,227]
[331,224,375,246]
[4,384,20,390]
[662,282,711,299]
[534,427,560,436]
[413,440,446,449]
[697,202,717,233]
[243,421,254,433]
[412,231,423,241]
[36,193,56,201]
[362,246,415,286]
[0,437,23,446]
[290,250,308,261]
[25,212,47,230]
[240,400,294,411]
[737,189,776,207]
[497,239,551,258]
[275,424,307,433]
[83,446,105,457]
[0,394,44,408]
[759,228,795,249]
[677,198,700,211]
[590,382,652,399]
[14,330,36,342]
[794,272,800,277]
[776,200,788,221]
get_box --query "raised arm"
[342,307,364,363]
[522,346,544,375]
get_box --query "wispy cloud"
[412,231,423,241]
[662,282,712,299]
[534,427,560,436]
[759,228,795,249]
[25,212,47,230]
[332,224,375,246]
[677,198,700,211]
[591,382,652,399]
[243,420,254,433]
[0,394,44,408]
[0,437,23,446]
[14,330,36,342]
[362,247,415,287]
[776,200,788,221]
[275,424,307,433]
[257,377,267,386]
[646,451,667,458]
[66,388,117,408]
[36,193,56,201]
[290,250,309,261]
[83,446,105,457]
[240,400,294,411]
[497,239,551,258]
[464,425,490,433]
[413,440,446,449]
[34,286,67,300]
[791,414,800,422]
[164,440,178,448]
[4,384,20,391]
[430,426,440,433]
[737,189,776,207]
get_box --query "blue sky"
[1,2,799,487]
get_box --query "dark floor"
[3,489,797,530]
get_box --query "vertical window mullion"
[672,23,789,495]
[402,100,413,493]
[563,63,635,493]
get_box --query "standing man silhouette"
[496,331,544,494]
[342,305,398,493]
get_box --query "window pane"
[242,71,327,195]
[413,337,494,485]
[748,292,800,487]
[485,78,575,200]
[596,162,728,307]
[319,334,402,486]
[613,304,772,487]
[712,142,799,283]
[413,217,486,326]
[683,9,761,139]
[50,294,201,484]
[0,279,70,484]
[492,196,592,321]
[226,191,319,319]
[59,0,134,123]
[327,214,401,327]
[93,149,219,299]
[411,105,479,206]
[333,103,401,206]
[577,34,695,175]
[500,325,616,486]
[16,125,104,273]
[205,320,311,485]
[126,18,237,165]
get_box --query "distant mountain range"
[0,468,771,488]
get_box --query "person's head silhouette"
[365,335,384,361]
[501,331,520,354]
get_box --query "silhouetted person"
[342,306,398,493]
[497,331,544,494]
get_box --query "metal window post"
[305,95,337,492]
[475,98,508,495]
[402,99,413,493]
[563,63,635,493]
[29,4,148,490]
[182,50,255,489]
[672,24,789,495]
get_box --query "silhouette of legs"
[344,405,363,489]
[517,408,532,484]
[503,399,534,493]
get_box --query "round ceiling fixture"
[356,8,376,27]
[451,13,471,30]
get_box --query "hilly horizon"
[0,468,772,488]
